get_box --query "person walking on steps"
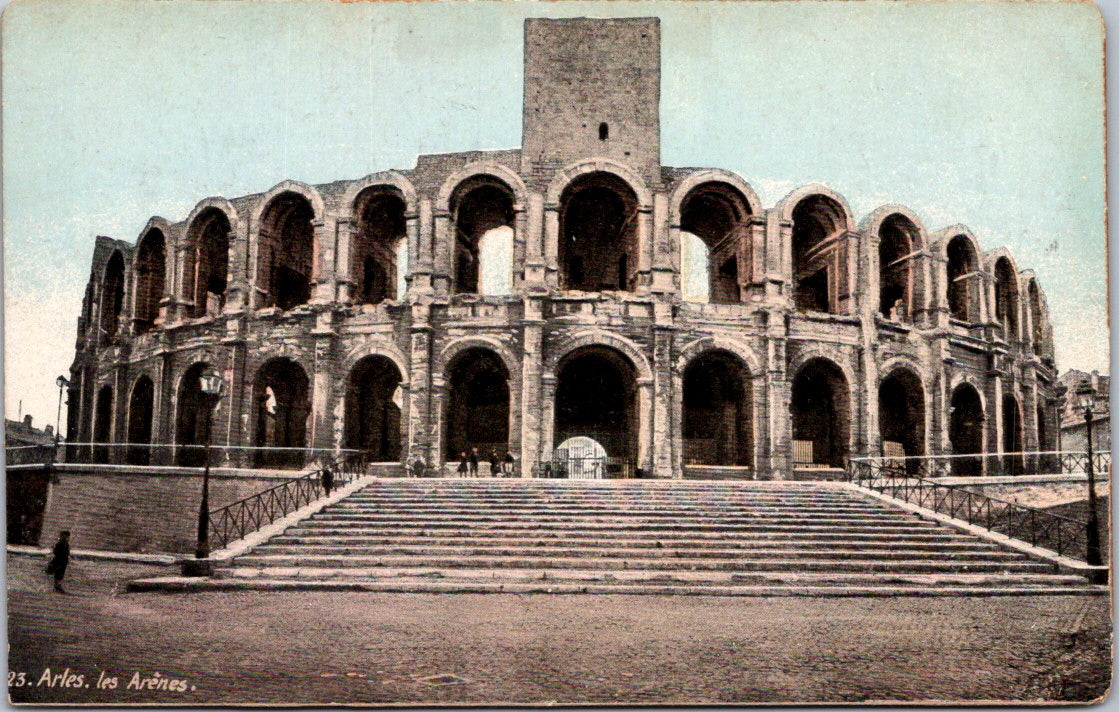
[457,452,469,478]
[46,530,71,593]
[469,448,479,477]
[503,451,515,478]
[489,450,501,478]
[321,466,335,496]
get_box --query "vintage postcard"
[3,0,1111,705]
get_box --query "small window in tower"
[599,122,609,141]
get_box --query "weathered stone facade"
[67,17,1059,478]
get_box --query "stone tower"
[521,17,661,188]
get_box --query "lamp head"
[199,367,224,398]
[55,375,69,389]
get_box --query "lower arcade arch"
[126,376,155,465]
[93,385,113,464]
[345,356,403,461]
[682,351,752,467]
[253,358,311,469]
[1002,394,1024,475]
[949,383,984,476]
[877,369,925,458]
[790,358,850,468]
[554,346,638,466]
[443,348,510,460]
[176,363,212,467]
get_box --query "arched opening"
[253,358,310,469]
[134,230,166,334]
[451,178,515,295]
[791,358,850,467]
[946,235,980,322]
[559,172,639,292]
[555,346,638,467]
[680,183,751,304]
[683,351,752,466]
[994,257,1019,342]
[345,356,403,461]
[186,209,231,318]
[353,188,407,305]
[126,376,155,465]
[949,383,984,476]
[100,251,126,345]
[878,215,918,321]
[93,385,113,464]
[259,192,315,310]
[878,369,925,461]
[175,363,212,467]
[1002,394,1024,475]
[444,348,510,462]
[1028,280,1045,357]
[792,195,847,314]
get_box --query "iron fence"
[847,450,1109,480]
[207,450,370,550]
[847,452,1107,563]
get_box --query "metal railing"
[847,454,1107,563]
[207,450,370,550]
[847,450,1110,479]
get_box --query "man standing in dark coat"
[46,530,71,593]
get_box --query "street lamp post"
[54,375,69,455]
[184,367,224,576]
[1075,382,1105,584]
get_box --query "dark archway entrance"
[559,173,639,292]
[949,383,984,476]
[186,209,231,318]
[791,358,850,467]
[450,178,515,295]
[680,183,752,304]
[791,195,847,314]
[877,215,919,322]
[176,363,211,467]
[93,385,113,464]
[1002,394,1024,475]
[444,348,510,461]
[683,351,752,466]
[555,346,638,466]
[346,356,403,461]
[946,235,980,322]
[878,369,925,459]
[134,230,166,334]
[253,358,310,469]
[126,376,154,465]
[994,257,1020,343]
[100,251,125,345]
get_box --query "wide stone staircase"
[184,479,1102,596]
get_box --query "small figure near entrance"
[489,450,501,478]
[503,451,515,478]
[468,448,479,477]
[457,452,469,478]
[411,455,427,479]
[46,530,71,593]
[321,466,334,496]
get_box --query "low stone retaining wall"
[934,474,1110,510]
[33,465,304,555]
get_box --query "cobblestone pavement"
[6,555,1111,705]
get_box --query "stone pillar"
[309,312,337,454]
[650,192,675,295]
[410,199,434,296]
[651,307,675,477]
[543,203,560,289]
[406,303,435,467]
[432,209,453,298]
[512,203,529,292]
[334,217,356,304]
[519,297,545,476]
[637,378,654,474]
[634,205,654,294]
[766,323,790,479]
[310,218,335,305]
[523,194,547,289]
[539,373,557,471]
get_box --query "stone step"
[230,553,1052,574]
[215,565,1085,589]
[284,520,948,536]
[308,512,929,526]
[330,502,894,515]
[344,490,867,501]
[249,543,1025,561]
[267,533,999,550]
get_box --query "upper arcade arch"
[676,179,756,304]
[183,203,235,318]
[544,158,653,208]
[352,184,408,304]
[557,171,640,292]
[934,227,984,323]
[862,205,927,323]
[446,174,517,295]
[1022,272,1054,361]
[778,185,856,315]
[252,182,324,311]
[545,329,654,384]
[99,250,127,345]
[133,225,168,334]
[988,251,1021,342]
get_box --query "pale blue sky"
[1,0,1108,429]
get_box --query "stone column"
[406,304,435,467]
[432,209,453,297]
[637,378,654,474]
[523,194,547,289]
[634,205,654,294]
[512,203,529,292]
[309,312,337,454]
[649,192,675,295]
[539,373,557,472]
[409,199,434,296]
[766,324,791,479]
[543,203,560,289]
[310,218,336,305]
[519,297,545,477]
[651,308,675,477]
[334,217,356,305]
